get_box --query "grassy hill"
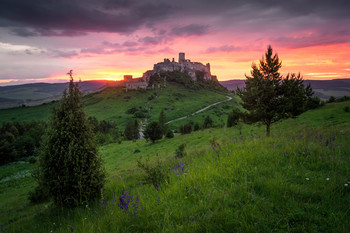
[1,101,349,232]
[0,82,235,129]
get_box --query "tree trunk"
[266,123,271,137]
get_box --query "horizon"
[1,0,350,86]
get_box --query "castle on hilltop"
[124,53,216,91]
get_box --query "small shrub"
[344,106,350,112]
[165,129,174,138]
[179,123,192,134]
[203,116,213,129]
[193,123,200,131]
[137,156,169,189]
[175,143,187,158]
[134,149,141,153]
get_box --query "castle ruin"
[123,53,216,91]
[142,52,214,82]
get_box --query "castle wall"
[142,53,214,82]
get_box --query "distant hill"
[0,80,119,109]
[220,79,350,100]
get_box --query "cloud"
[206,45,243,53]
[272,30,350,48]
[0,0,177,37]
[139,36,165,45]
[170,24,210,37]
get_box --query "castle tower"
[179,52,185,63]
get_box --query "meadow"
[0,82,233,128]
[1,101,349,232]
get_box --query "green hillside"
[0,82,235,129]
[1,101,349,232]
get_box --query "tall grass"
[1,102,350,232]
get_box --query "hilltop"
[1,101,349,232]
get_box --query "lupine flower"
[174,162,185,175]
[212,144,219,154]
[99,197,108,209]
[119,188,141,215]
[70,225,75,232]
[325,139,329,147]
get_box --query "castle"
[124,53,215,91]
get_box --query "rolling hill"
[220,79,350,100]
[1,101,349,232]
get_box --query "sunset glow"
[0,0,350,85]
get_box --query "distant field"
[0,82,234,129]
[220,79,350,100]
[1,101,349,232]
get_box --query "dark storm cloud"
[0,0,176,36]
[0,0,349,40]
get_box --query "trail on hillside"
[165,96,233,125]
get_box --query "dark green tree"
[227,109,240,127]
[158,110,168,135]
[124,119,139,140]
[37,71,105,207]
[237,45,314,136]
[144,121,163,143]
[203,116,213,129]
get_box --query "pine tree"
[237,45,314,136]
[158,110,167,135]
[144,121,163,143]
[38,71,105,207]
[124,119,139,140]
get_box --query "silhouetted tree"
[36,70,105,207]
[237,45,314,136]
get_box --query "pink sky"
[0,0,350,85]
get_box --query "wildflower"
[212,144,218,154]
[345,184,349,187]
[325,139,329,147]
[157,196,161,203]
[70,225,75,232]
[326,178,330,181]
[118,188,141,215]
[305,178,309,181]
[99,197,107,209]
[138,181,143,185]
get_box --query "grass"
[0,83,232,129]
[1,101,349,232]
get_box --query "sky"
[0,0,350,86]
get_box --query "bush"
[344,106,350,112]
[203,116,213,129]
[227,109,240,128]
[28,184,50,204]
[165,129,174,138]
[137,156,169,189]
[144,121,163,143]
[175,143,187,158]
[193,123,200,131]
[37,73,105,207]
[179,123,192,134]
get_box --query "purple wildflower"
[325,139,329,147]
[70,225,75,232]
[173,162,185,175]
[118,188,141,215]
[98,197,107,209]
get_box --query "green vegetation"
[1,101,349,232]
[35,74,105,207]
[144,121,163,143]
[237,45,321,136]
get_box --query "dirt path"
[165,96,233,125]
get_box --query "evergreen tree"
[144,121,163,143]
[158,110,167,135]
[37,71,105,207]
[227,109,240,127]
[203,116,213,129]
[124,119,139,140]
[237,45,314,136]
